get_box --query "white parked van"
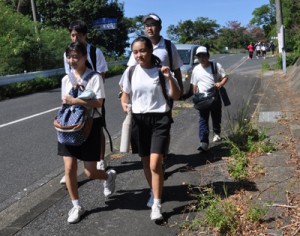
[175,44,199,96]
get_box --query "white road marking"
[0,107,60,128]
[228,56,248,73]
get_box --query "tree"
[250,2,276,39]
[250,0,300,56]
[217,21,259,50]
[34,0,129,57]
[3,0,129,57]
[124,15,144,36]
[167,17,219,44]
[245,25,266,43]
[0,1,69,75]
[281,0,300,53]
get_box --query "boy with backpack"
[125,13,183,94]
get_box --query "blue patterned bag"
[54,72,96,146]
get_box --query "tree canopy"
[0,1,70,75]
[4,0,129,57]
[1,0,300,75]
[167,17,219,45]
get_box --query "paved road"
[0,54,273,235]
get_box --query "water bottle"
[120,104,132,153]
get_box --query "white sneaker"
[60,175,66,184]
[97,160,107,170]
[67,205,85,223]
[147,191,154,208]
[198,142,209,151]
[150,203,163,220]
[103,169,117,197]
[213,134,221,142]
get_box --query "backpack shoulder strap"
[90,45,97,71]
[128,65,137,83]
[81,71,97,87]
[164,39,173,71]
[158,70,173,108]
[68,72,78,86]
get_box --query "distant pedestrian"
[247,42,254,59]
[261,43,267,59]
[120,36,180,220]
[59,41,116,224]
[255,42,261,59]
[60,20,108,185]
[269,41,275,57]
[191,46,229,151]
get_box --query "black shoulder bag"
[211,62,231,107]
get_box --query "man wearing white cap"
[191,46,229,151]
[126,13,183,94]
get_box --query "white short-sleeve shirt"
[61,68,105,114]
[121,65,174,113]
[191,62,226,94]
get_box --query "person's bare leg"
[63,156,78,200]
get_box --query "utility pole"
[275,0,286,74]
[30,0,38,34]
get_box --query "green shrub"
[246,205,268,222]
[0,76,61,100]
[106,64,126,77]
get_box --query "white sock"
[72,199,80,207]
[153,198,161,205]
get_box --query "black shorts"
[57,117,101,161]
[131,112,172,157]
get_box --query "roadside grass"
[261,61,271,72]
[179,105,275,235]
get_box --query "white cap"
[196,46,208,55]
[142,14,162,25]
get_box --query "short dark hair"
[65,41,87,57]
[68,20,88,35]
[131,36,153,51]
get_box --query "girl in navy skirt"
[58,42,116,224]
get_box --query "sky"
[122,0,270,39]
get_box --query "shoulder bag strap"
[164,39,173,71]
[210,61,219,83]
[90,45,97,71]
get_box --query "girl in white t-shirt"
[58,42,116,224]
[120,36,180,221]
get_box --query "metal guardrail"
[0,60,128,86]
